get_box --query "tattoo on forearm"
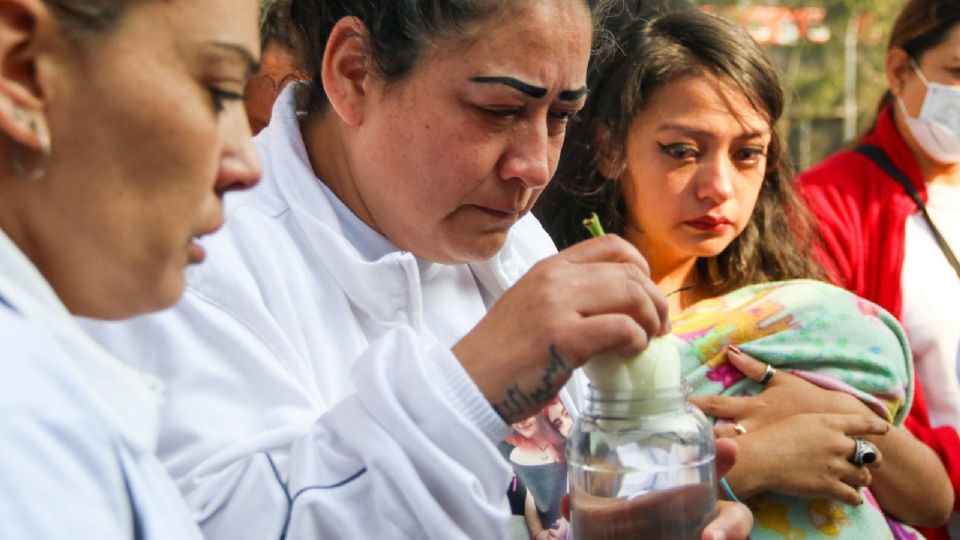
[494,344,574,421]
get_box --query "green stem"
[582,212,605,238]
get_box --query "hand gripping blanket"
[670,279,921,540]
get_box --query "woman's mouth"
[683,215,732,233]
[188,237,206,264]
[188,221,223,264]
[474,205,525,221]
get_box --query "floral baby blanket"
[671,279,920,540]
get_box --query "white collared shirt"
[0,229,201,540]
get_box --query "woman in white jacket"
[84,1,751,538]
[0,0,261,538]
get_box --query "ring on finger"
[733,422,747,435]
[849,438,878,467]
[759,363,777,385]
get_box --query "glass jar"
[567,382,717,540]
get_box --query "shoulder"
[0,312,98,415]
[0,327,130,537]
[798,148,874,195]
[0,313,122,484]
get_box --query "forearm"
[865,425,953,527]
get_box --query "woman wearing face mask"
[0,0,261,538]
[799,2,960,537]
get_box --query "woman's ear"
[0,0,49,151]
[886,47,913,99]
[321,16,373,127]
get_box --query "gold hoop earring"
[12,117,51,180]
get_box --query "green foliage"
[692,0,903,167]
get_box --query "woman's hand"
[721,413,887,504]
[454,235,669,423]
[691,347,867,435]
[691,348,953,524]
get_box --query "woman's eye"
[733,147,767,164]
[658,142,699,160]
[210,88,245,113]
[548,110,580,135]
[481,107,521,119]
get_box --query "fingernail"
[728,345,742,355]
[710,530,726,540]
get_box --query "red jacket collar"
[862,105,928,201]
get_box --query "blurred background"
[693,0,902,171]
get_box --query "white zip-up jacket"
[0,230,203,540]
[82,86,564,539]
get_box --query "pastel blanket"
[671,279,921,540]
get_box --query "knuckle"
[603,233,630,251]
[620,279,648,308]
[620,261,646,284]
[698,395,723,410]
[610,314,640,342]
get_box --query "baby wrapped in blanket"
[670,279,920,540]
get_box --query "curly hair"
[537,9,826,295]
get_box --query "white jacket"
[82,86,563,539]
[0,230,202,540]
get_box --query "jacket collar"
[256,85,554,325]
[865,105,929,200]
[0,228,162,455]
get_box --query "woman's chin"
[87,277,186,321]
[419,233,509,264]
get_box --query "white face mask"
[896,59,960,164]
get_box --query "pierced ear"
[886,47,912,98]
[321,16,373,126]
[0,0,47,150]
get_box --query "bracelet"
[719,477,741,503]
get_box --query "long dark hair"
[537,9,826,295]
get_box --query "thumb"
[715,437,739,478]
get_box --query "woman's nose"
[216,117,262,194]
[498,123,552,189]
[696,153,735,203]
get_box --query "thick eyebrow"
[655,123,770,139]
[559,86,589,101]
[209,41,261,76]
[470,76,588,102]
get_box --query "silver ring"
[758,363,776,385]
[733,422,747,435]
[849,438,877,467]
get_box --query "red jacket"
[799,106,960,539]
